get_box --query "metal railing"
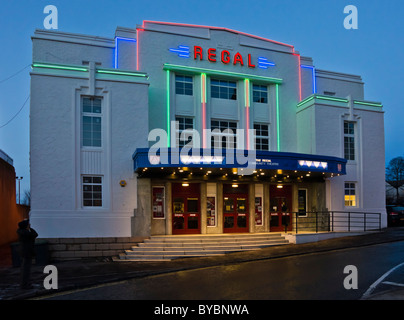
[289,211,382,234]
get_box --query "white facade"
[30,21,386,238]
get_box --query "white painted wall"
[30,30,149,237]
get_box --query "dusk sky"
[0,0,403,198]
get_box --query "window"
[253,85,268,103]
[344,182,356,207]
[175,117,194,148]
[82,176,102,207]
[211,120,237,149]
[254,123,269,151]
[211,79,237,100]
[82,97,102,147]
[175,75,193,96]
[344,121,355,160]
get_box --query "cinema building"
[30,21,386,243]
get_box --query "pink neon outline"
[136,28,144,71]
[142,20,295,50]
[292,53,302,101]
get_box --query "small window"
[175,75,193,96]
[211,79,237,100]
[175,117,194,148]
[211,120,237,149]
[82,97,102,147]
[253,85,268,103]
[344,121,355,161]
[344,182,356,207]
[82,176,102,207]
[254,123,269,151]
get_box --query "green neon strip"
[354,100,383,107]
[276,84,280,152]
[32,63,88,72]
[201,73,207,103]
[317,95,348,103]
[297,94,349,108]
[163,63,283,84]
[296,95,315,108]
[97,69,148,78]
[166,70,171,148]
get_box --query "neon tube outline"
[115,37,137,69]
[201,73,207,148]
[166,70,171,147]
[142,20,295,50]
[244,79,250,149]
[276,84,280,152]
[301,64,317,94]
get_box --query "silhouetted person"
[17,219,38,289]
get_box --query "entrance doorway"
[223,184,249,233]
[270,185,293,232]
[172,183,201,234]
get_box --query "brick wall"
[0,158,30,246]
[44,237,147,261]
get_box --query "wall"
[30,30,150,238]
[0,158,30,245]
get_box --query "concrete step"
[135,241,288,251]
[138,239,289,248]
[145,233,283,242]
[117,233,290,261]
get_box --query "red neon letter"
[233,52,244,66]
[208,48,216,62]
[221,50,230,64]
[194,46,203,60]
[248,54,255,68]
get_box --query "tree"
[22,189,31,206]
[386,156,404,204]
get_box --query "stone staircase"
[116,233,290,261]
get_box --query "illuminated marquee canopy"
[133,148,346,175]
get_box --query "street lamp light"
[16,176,23,204]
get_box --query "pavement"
[1,227,404,301]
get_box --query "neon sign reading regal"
[194,46,256,68]
[168,45,275,69]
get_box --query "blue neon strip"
[258,57,276,69]
[301,65,317,94]
[115,37,137,69]
[169,45,190,58]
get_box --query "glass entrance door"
[172,183,201,234]
[270,185,292,232]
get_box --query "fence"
[291,211,382,234]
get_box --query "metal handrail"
[288,211,381,234]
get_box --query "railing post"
[331,211,334,232]
[348,212,351,232]
[315,212,318,233]
[364,213,366,232]
[379,213,382,231]
[295,213,298,234]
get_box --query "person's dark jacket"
[17,221,38,258]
